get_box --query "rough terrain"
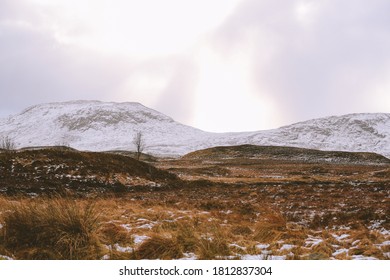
[0,145,389,260]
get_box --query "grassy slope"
[0,148,178,195]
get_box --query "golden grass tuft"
[135,234,183,259]
[308,242,334,259]
[286,246,307,260]
[99,222,132,245]
[253,212,287,243]
[197,224,231,259]
[1,199,102,260]
[348,238,384,258]
[231,225,253,236]
[175,221,198,252]
[197,237,230,260]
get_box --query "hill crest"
[182,144,390,165]
[1,101,389,157]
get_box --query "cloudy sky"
[0,0,389,132]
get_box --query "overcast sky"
[0,0,389,132]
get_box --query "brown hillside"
[182,144,390,165]
[0,148,178,195]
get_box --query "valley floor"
[0,149,389,260]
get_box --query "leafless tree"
[0,136,16,152]
[133,131,145,160]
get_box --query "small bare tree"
[0,136,16,152]
[133,131,145,160]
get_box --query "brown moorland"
[0,145,389,260]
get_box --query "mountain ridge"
[1,100,389,158]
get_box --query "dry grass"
[1,151,389,260]
[309,242,334,259]
[1,145,389,260]
[197,224,231,259]
[253,213,287,243]
[0,193,388,260]
[99,222,132,245]
[1,199,102,259]
[135,235,182,259]
[174,221,198,252]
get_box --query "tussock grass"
[197,224,231,259]
[253,213,287,243]
[135,235,183,259]
[99,222,132,245]
[1,199,102,259]
[175,221,198,252]
[231,225,253,236]
[197,237,230,259]
[309,242,334,259]
[286,246,306,260]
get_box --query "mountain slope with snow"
[235,113,390,158]
[0,101,389,158]
[0,101,215,156]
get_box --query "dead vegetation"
[0,198,102,259]
[0,145,389,260]
[0,184,388,260]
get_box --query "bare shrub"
[0,136,16,152]
[133,131,145,160]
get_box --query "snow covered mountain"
[231,113,390,158]
[0,101,213,156]
[0,100,389,158]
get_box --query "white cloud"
[24,0,241,58]
[1,0,389,132]
[193,45,277,132]
[210,0,390,127]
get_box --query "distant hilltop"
[1,100,389,158]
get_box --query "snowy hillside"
[233,113,390,158]
[0,101,389,158]
[0,101,214,156]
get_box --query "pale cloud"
[24,0,241,58]
[210,0,390,126]
[192,45,277,132]
[0,0,389,132]
[0,0,241,127]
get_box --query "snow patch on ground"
[240,254,287,260]
[179,253,197,260]
[120,224,132,231]
[351,255,378,260]
[229,243,246,251]
[305,237,323,247]
[0,255,13,260]
[279,244,295,251]
[113,244,133,253]
[256,244,270,250]
[332,233,350,242]
[133,235,150,246]
[380,240,390,246]
[332,248,349,256]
